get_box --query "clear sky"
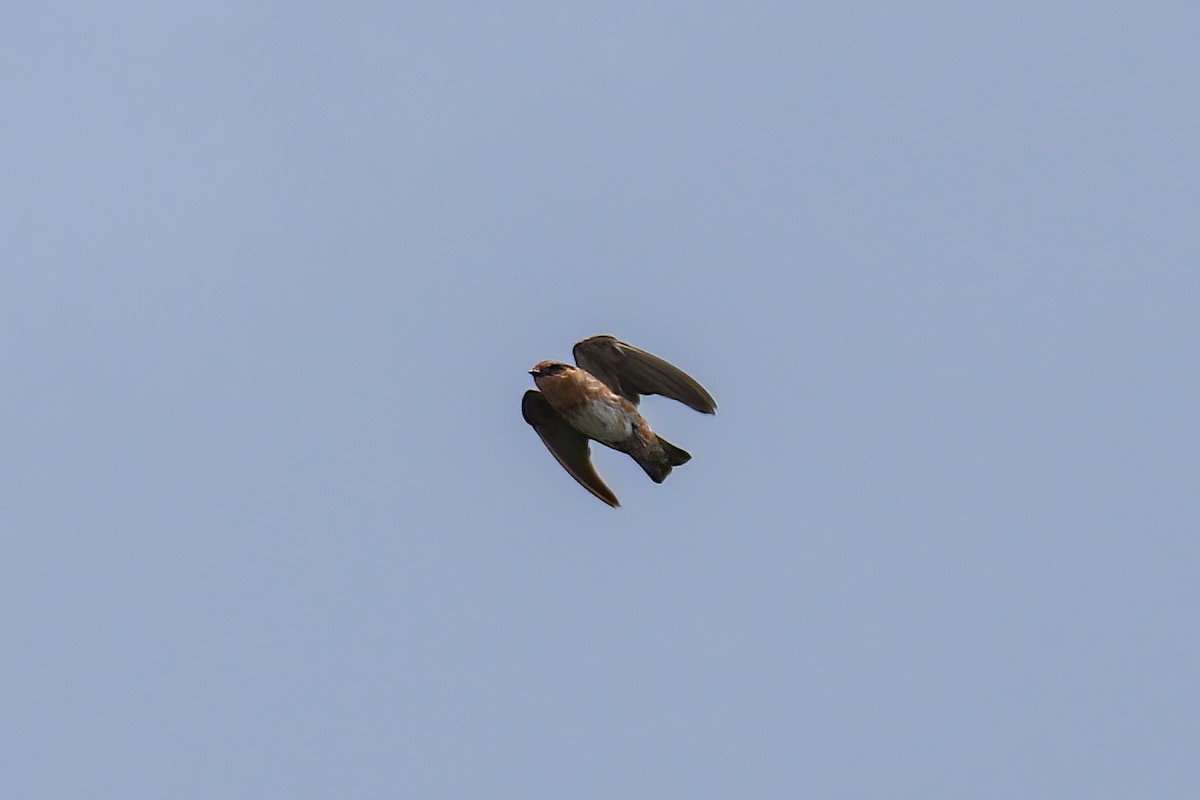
[3,3,1198,798]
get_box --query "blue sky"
[3,3,1198,797]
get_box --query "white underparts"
[567,398,634,445]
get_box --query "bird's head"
[528,360,573,385]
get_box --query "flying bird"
[522,335,716,507]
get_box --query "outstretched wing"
[521,390,620,507]
[573,335,717,414]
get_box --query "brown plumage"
[521,335,716,507]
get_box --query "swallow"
[522,335,717,507]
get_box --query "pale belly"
[567,398,634,445]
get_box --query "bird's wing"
[573,335,717,414]
[521,390,620,507]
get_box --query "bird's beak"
[528,368,539,377]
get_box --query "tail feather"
[658,435,691,467]
[635,435,692,484]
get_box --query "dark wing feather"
[573,335,717,414]
[521,390,620,507]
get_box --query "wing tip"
[523,389,622,508]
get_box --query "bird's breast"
[565,397,635,444]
